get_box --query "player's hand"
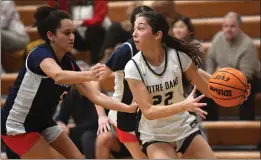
[88,70,98,81]
[57,121,70,135]
[91,63,111,80]
[127,102,139,113]
[97,115,114,135]
[245,83,251,100]
[182,86,208,119]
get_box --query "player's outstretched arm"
[126,78,207,120]
[74,82,137,113]
[91,63,113,80]
[40,58,97,84]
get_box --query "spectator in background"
[1,1,29,53]
[1,1,30,74]
[171,15,205,65]
[49,0,111,64]
[205,12,260,120]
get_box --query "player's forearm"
[198,68,211,82]
[142,102,185,120]
[196,69,212,98]
[96,105,107,117]
[93,93,132,113]
[55,71,92,84]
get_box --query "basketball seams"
[209,81,246,92]
[236,70,248,86]
[234,96,245,106]
[215,70,247,87]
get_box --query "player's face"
[54,19,75,52]
[222,17,240,41]
[172,20,190,40]
[132,17,156,51]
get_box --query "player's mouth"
[134,40,140,44]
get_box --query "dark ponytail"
[138,11,203,68]
[34,5,71,43]
[164,35,202,68]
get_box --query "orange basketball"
[208,67,248,107]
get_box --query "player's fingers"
[97,127,101,135]
[194,94,205,102]
[106,123,111,131]
[194,102,207,108]
[195,111,206,120]
[94,67,106,74]
[103,124,108,133]
[189,85,197,97]
[96,71,105,78]
[194,107,208,115]
[91,63,103,71]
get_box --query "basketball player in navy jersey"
[124,11,250,159]
[1,6,137,159]
[92,5,153,159]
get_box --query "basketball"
[208,67,248,107]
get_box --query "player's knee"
[96,132,114,148]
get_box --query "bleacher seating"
[14,2,260,57]
[23,15,261,43]
[13,0,47,6]
[107,1,260,22]
[214,151,260,159]
[203,121,260,146]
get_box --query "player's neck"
[142,45,165,67]
[50,43,65,61]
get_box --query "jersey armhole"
[123,42,133,57]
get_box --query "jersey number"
[153,91,173,105]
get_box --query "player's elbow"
[142,107,157,120]
[54,71,66,84]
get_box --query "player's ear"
[47,31,55,43]
[154,31,163,40]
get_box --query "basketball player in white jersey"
[124,11,217,159]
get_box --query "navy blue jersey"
[105,39,139,132]
[1,44,81,135]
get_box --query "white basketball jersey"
[124,47,199,144]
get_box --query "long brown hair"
[138,11,203,68]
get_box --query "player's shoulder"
[165,46,178,59]
[131,51,142,61]
[29,43,53,57]
[125,51,142,69]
